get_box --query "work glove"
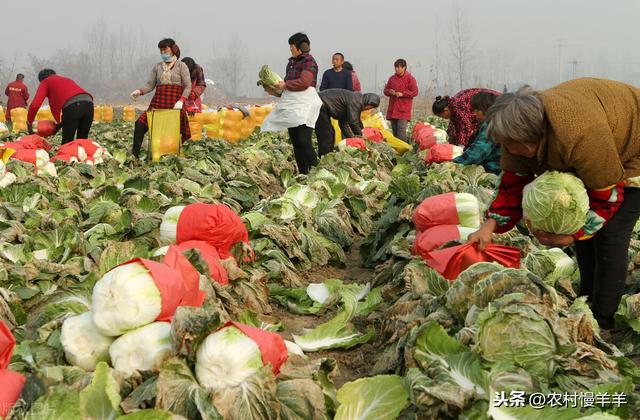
[173,100,184,110]
[130,89,141,101]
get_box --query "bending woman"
[130,38,191,158]
[468,79,640,330]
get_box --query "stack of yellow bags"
[10,108,28,133]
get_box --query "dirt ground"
[273,239,378,387]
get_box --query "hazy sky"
[3,0,640,94]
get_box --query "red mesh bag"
[223,322,288,375]
[176,203,253,261]
[345,138,367,150]
[425,243,521,280]
[362,127,384,143]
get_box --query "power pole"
[554,39,564,81]
[569,59,579,79]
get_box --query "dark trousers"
[315,106,336,158]
[390,119,408,141]
[575,187,640,329]
[132,121,148,158]
[287,125,317,175]
[61,101,93,144]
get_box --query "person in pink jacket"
[383,59,419,140]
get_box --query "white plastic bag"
[260,87,322,132]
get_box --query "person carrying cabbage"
[260,32,321,175]
[468,79,640,330]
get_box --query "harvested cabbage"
[159,205,185,241]
[522,171,589,235]
[256,65,284,95]
[523,247,576,285]
[109,322,172,375]
[195,326,263,390]
[91,262,162,336]
[61,312,114,371]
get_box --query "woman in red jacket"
[27,69,93,144]
[383,59,418,141]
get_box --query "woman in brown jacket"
[468,78,640,330]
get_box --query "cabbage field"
[0,118,639,420]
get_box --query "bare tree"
[218,36,246,98]
[85,17,110,82]
[449,1,473,90]
[0,54,20,91]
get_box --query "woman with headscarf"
[181,57,207,113]
[432,88,501,146]
[468,78,640,330]
[129,38,191,158]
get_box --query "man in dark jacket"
[315,89,380,157]
[319,53,353,91]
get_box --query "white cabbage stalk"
[93,147,104,161]
[160,206,185,242]
[306,283,331,305]
[435,128,448,144]
[307,282,371,305]
[33,249,48,260]
[109,322,172,375]
[195,326,263,390]
[0,171,16,188]
[39,161,57,177]
[151,245,170,257]
[75,146,88,162]
[454,193,481,228]
[61,312,114,371]
[91,262,162,336]
[284,184,319,210]
[285,340,305,357]
[457,226,477,242]
[451,145,464,159]
[35,149,50,169]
